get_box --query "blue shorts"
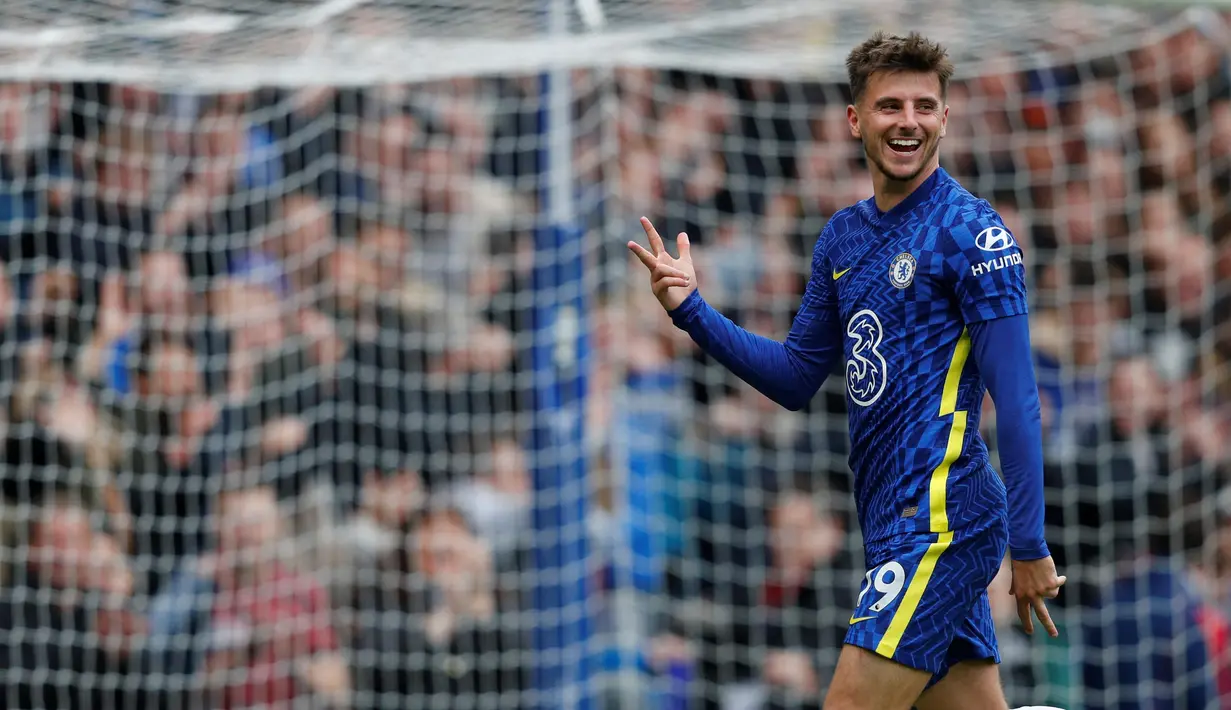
[843,515,1008,685]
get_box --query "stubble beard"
[863,134,941,185]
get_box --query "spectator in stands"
[1080,488,1217,710]
[656,90,736,245]
[1056,356,1174,570]
[4,314,134,546]
[25,264,89,366]
[203,480,349,710]
[0,82,56,228]
[643,382,794,710]
[338,112,424,220]
[791,121,872,246]
[649,485,852,710]
[0,265,25,423]
[15,267,77,384]
[1031,260,1117,461]
[137,251,201,337]
[694,216,763,311]
[320,234,439,495]
[218,259,349,499]
[260,194,336,301]
[1191,506,1231,705]
[83,251,207,386]
[158,101,279,242]
[0,492,151,710]
[1055,180,1105,255]
[293,466,425,636]
[757,488,854,709]
[350,505,527,708]
[618,138,665,233]
[603,277,696,596]
[1139,111,1206,211]
[61,120,159,263]
[450,434,532,563]
[75,271,134,387]
[213,256,290,397]
[94,331,222,588]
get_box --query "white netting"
[0,1,1228,710]
[0,1,1191,86]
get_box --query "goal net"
[0,1,1227,709]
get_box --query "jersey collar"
[859,165,949,228]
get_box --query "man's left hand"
[1010,556,1066,637]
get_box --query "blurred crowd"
[0,9,1228,710]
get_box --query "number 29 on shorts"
[854,560,906,618]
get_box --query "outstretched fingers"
[1032,598,1059,637]
[640,216,666,255]
[1016,596,1033,635]
[627,241,690,280]
[654,262,690,280]
[628,240,657,270]
[1016,593,1061,638]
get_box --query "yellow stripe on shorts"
[874,530,955,658]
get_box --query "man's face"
[218,488,281,553]
[280,196,333,266]
[770,494,842,571]
[148,343,202,401]
[140,252,190,320]
[848,70,948,185]
[415,513,490,594]
[771,496,818,566]
[1109,357,1163,434]
[31,505,132,596]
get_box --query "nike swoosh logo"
[848,615,875,625]
[833,267,852,280]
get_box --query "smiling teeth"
[890,139,920,146]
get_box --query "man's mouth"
[888,138,922,155]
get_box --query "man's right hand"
[627,217,697,312]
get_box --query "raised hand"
[627,217,697,312]
[97,272,133,343]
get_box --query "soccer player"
[627,32,1065,710]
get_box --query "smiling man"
[628,32,1064,710]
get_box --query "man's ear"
[847,104,861,139]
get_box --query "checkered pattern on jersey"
[814,168,1028,545]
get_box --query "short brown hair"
[845,32,954,103]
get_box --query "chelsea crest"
[889,252,916,289]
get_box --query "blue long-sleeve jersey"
[671,167,1048,559]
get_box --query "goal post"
[0,2,1225,710]
[532,1,595,708]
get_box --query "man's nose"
[898,106,920,131]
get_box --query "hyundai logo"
[974,226,1016,252]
